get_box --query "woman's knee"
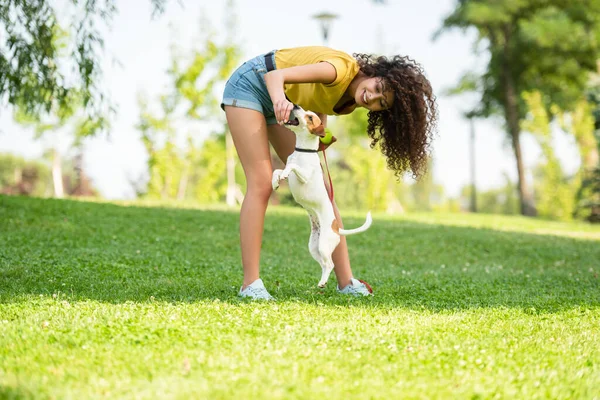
[245,178,273,202]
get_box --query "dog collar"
[294,147,318,153]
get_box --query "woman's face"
[354,77,395,112]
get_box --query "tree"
[171,1,243,206]
[137,93,183,199]
[460,174,519,215]
[1,0,167,123]
[438,0,600,216]
[521,91,575,220]
[137,2,243,204]
[13,90,101,198]
[572,81,600,222]
[409,159,445,212]
[193,135,228,203]
[330,108,446,213]
[0,153,51,196]
[330,108,399,212]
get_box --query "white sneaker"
[238,278,275,300]
[337,278,373,296]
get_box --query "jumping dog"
[272,106,372,288]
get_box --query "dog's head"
[285,106,326,138]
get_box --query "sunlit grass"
[1,195,599,399]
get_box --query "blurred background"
[0,0,598,222]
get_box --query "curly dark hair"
[354,53,438,179]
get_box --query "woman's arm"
[264,62,337,124]
[316,112,327,128]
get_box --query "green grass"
[1,195,599,399]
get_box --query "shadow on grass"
[1,195,599,312]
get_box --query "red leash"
[316,124,336,203]
[321,148,334,203]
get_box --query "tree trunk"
[14,167,22,185]
[508,114,537,216]
[177,164,189,201]
[578,126,599,223]
[579,136,599,174]
[162,175,171,199]
[500,25,536,216]
[52,148,64,198]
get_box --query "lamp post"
[312,12,339,45]
[465,111,478,213]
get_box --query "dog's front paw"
[280,168,291,180]
[272,169,283,190]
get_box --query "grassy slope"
[1,195,599,399]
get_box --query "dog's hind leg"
[307,212,333,288]
[316,229,340,288]
[317,255,335,288]
[307,212,320,263]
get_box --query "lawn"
[1,195,599,399]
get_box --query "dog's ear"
[312,124,326,137]
[305,113,326,137]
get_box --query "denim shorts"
[221,51,278,125]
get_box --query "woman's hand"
[273,97,294,124]
[264,70,292,124]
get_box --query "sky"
[0,0,582,199]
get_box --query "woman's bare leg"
[225,106,273,288]
[267,124,353,288]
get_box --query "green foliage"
[1,196,599,398]
[194,134,228,203]
[329,111,448,213]
[330,110,397,212]
[567,98,597,168]
[576,166,600,222]
[337,142,392,211]
[328,111,450,212]
[14,88,103,142]
[522,91,576,220]
[0,152,97,197]
[137,94,181,199]
[334,107,369,139]
[13,83,104,198]
[439,0,600,216]
[0,153,51,196]
[0,0,167,121]
[560,97,599,221]
[137,2,242,203]
[460,175,520,215]
[577,82,600,222]
[441,1,600,117]
[409,159,445,211]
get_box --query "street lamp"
[312,12,339,45]
[464,111,478,213]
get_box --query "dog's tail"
[339,212,372,236]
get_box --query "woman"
[221,46,438,300]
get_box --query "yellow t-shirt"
[274,46,360,115]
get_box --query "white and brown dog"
[272,106,372,288]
